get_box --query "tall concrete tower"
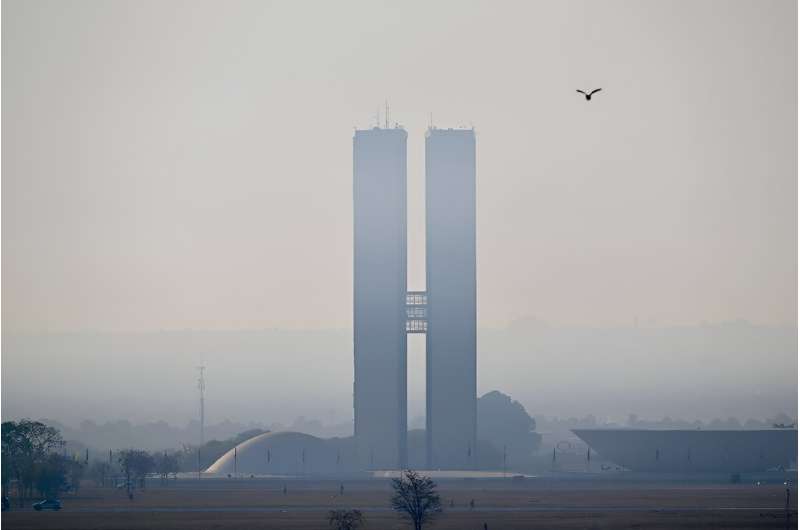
[425,128,477,470]
[352,126,408,469]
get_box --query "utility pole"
[197,366,206,479]
[197,366,206,447]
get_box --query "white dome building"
[205,431,357,476]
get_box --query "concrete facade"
[353,125,476,470]
[352,127,408,469]
[425,128,478,469]
[573,429,799,473]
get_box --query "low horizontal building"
[573,428,797,473]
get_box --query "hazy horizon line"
[3,317,795,336]
[8,410,797,431]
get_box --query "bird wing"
[589,88,602,95]
[576,89,587,95]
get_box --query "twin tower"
[353,125,476,470]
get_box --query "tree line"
[2,420,78,506]
[2,422,464,530]
[2,420,183,505]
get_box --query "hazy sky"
[3,0,797,334]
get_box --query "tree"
[1,428,12,499]
[327,509,365,530]
[477,391,542,470]
[2,420,64,505]
[67,459,85,493]
[117,450,154,498]
[88,461,111,487]
[390,470,442,530]
[34,454,68,500]
[154,451,180,483]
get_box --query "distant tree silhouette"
[390,470,442,530]
[477,391,541,470]
[117,450,154,498]
[88,460,111,487]
[154,451,180,483]
[34,454,69,499]
[66,459,85,493]
[2,420,64,505]
[327,508,364,530]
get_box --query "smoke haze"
[3,321,795,429]
[2,1,796,431]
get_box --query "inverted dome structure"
[205,431,357,475]
[573,429,798,473]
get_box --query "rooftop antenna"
[197,366,206,447]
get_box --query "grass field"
[2,476,796,529]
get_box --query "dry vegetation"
[2,478,795,529]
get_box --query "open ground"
[2,475,796,529]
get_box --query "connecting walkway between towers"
[405,291,427,333]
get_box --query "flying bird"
[576,88,602,101]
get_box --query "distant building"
[425,128,477,469]
[352,126,408,469]
[573,428,798,473]
[352,124,477,470]
[205,431,355,475]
